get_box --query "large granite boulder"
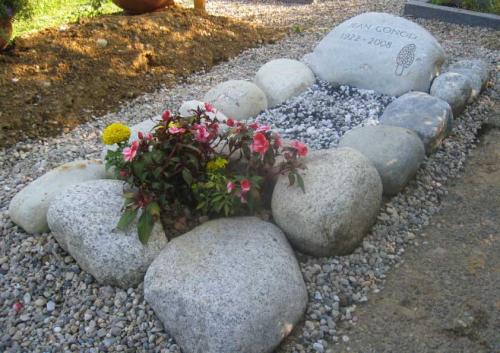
[379,92,453,154]
[272,148,382,257]
[47,180,167,288]
[447,59,490,101]
[430,72,472,115]
[304,12,446,96]
[9,160,108,234]
[254,58,315,108]
[339,125,425,196]
[203,80,268,120]
[144,217,307,353]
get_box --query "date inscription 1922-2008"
[340,33,392,49]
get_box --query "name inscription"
[349,22,418,40]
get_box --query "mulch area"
[0,5,285,149]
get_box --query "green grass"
[12,0,121,38]
[431,0,500,15]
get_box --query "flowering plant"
[103,104,308,243]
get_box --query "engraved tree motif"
[395,43,416,76]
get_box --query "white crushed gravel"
[1,1,499,352]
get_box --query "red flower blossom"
[240,179,251,193]
[291,140,308,157]
[13,302,23,313]
[249,122,260,130]
[162,110,171,122]
[227,181,235,193]
[226,118,235,127]
[251,133,270,155]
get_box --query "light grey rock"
[8,160,108,234]
[379,92,453,154]
[203,80,268,120]
[303,12,446,96]
[47,180,167,288]
[144,217,307,353]
[430,72,472,115]
[272,148,383,256]
[447,59,490,102]
[254,58,315,108]
[339,125,425,195]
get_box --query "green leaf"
[138,211,154,245]
[182,169,193,185]
[288,173,296,186]
[296,173,305,192]
[117,208,138,231]
[146,202,161,217]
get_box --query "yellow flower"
[168,122,179,129]
[102,123,131,145]
[207,157,228,171]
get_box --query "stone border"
[404,0,500,29]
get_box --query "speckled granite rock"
[47,179,167,288]
[272,148,383,256]
[144,217,307,353]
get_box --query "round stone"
[254,58,315,108]
[203,80,268,120]
[272,148,383,256]
[430,72,472,115]
[339,125,425,195]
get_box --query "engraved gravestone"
[304,12,446,96]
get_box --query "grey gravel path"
[0,1,499,352]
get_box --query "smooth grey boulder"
[47,180,167,288]
[379,92,453,154]
[254,58,315,108]
[430,72,472,116]
[272,148,382,257]
[9,160,108,234]
[448,59,490,92]
[144,217,307,353]
[304,12,446,96]
[339,125,425,196]
[203,80,268,120]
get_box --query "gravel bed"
[1,1,499,352]
[252,82,394,149]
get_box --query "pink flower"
[226,118,235,127]
[146,133,153,141]
[162,110,171,122]
[251,133,270,155]
[239,192,248,204]
[291,140,308,157]
[204,102,214,113]
[194,125,210,143]
[119,170,128,178]
[169,126,186,134]
[123,140,139,162]
[256,125,270,133]
[138,131,144,139]
[227,181,235,193]
[240,179,251,193]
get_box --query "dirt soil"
[0,6,285,149]
[333,102,500,353]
